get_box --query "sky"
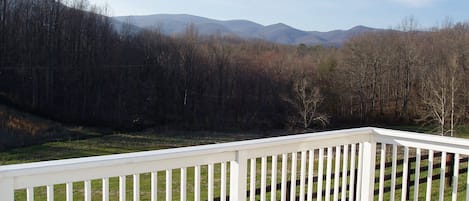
[87,0,469,31]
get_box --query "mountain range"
[113,14,382,46]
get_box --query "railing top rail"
[4,127,469,178]
[0,127,373,179]
[373,127,469,154]
[373,127,469,145]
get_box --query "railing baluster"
[181,168,186,201]
[466,157,469,201]
[390,144,397,201]
[208,164,214,201]
[325,147,333,201]
[66,182,73,201]
[166,169,172,201]
[103,178,109,201]
[290,152,298,201]
[84,181,91,201]
[250,158,256,201]
[451,153,460,201]
[378,144,386,201]
[356,143,363,201]
[425,150,433,201]
[27,187,34,201]
[261,157,267,201]
[333,146,341,201]
[119,176,126,201]
[307,149,315,201]
[341,145,348,201]
[349,144,356,201]
[134,174,140,201]
[300,151,307,201]
[439,152,447,201]
[281,153,287,201]
[466,160,469,201]
[195,165,200,201]
[271,155,278,201]
[221,162,227,201]
[401,146,409,201]
[317,148,324,201]
[414,148,421,201]
[151,171,158,201]
[47,185,54,201]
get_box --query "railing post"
[230,150,248,201]
[0,177,14,201]
[360,140,376,201]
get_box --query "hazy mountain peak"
[113,14,383,46]
[351,25,368,29]
[268,23,290,28]
[350,25,375,31]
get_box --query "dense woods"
[1,0,468,134]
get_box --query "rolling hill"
[113,14,382,46]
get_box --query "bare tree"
[420,31,463,136]
[285,77,329,129]
[421,67,461,135]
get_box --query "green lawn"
[0,129,267,165]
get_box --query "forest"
[1,0,468,136]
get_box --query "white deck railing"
[1,127,469,201]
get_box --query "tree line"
[338,19,469,135]
[0,0,468,134]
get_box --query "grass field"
[0,128,270,165]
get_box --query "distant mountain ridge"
[113,14,382,46]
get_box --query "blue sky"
[88,0,469,31]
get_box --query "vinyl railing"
[1,127,469,201]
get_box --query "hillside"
[0,104,93,150]
[113,14,382,46]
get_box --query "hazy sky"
[87,0,469,31]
